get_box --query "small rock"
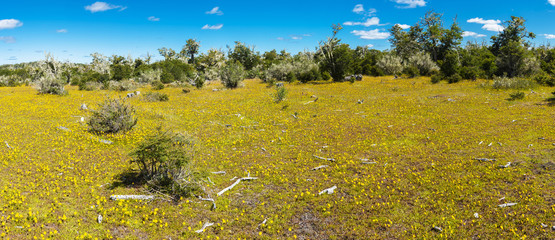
[99,139,113,145]
[57,126,71,132]
[97,214,103,224]
[432,226,443,232]
[80,104,88,110]
[474,213,479,218]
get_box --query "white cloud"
[353,4,364,14]
[366,44,374,48]
[148,16,160,22]
[277,37,284,41]
[352,4,377,16]
[206,7,223,15]
[0,36,16,43]
[85,2,126,13]
[351,29,390,39]
[395,24,411,29]
[549,0,555,6]
[344,17,383,27]
[202,24,223,30]
[56,29,68,33]
[544,34,555,39]
[467,18,504,32]
[462,31,486,38]
[0,19,23,30]
[392,0,427,8]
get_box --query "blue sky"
[1,0,555,64]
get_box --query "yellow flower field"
[0,77,553,239]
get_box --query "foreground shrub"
[151,80,165,90]
[88,98,137,134]
[508,91,525,101]
[130,128,202,198]
[36,75,67,95]
[220,62,245,89]
[274,86,287,102]
[491,76,536,89]
[143,92,169,102]
[431,74,442,84]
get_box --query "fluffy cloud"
[544,34,555,39]
[467,18,504,32]
[0,19,23,30]
[395,24,411,29]
[462,31,486,38]
[201,24,223,30]
[206,7,223,15]
[277,34,311,41]
[56,29,68,33]
[352,4,377,15]
[148,16,160,22]
[351,29,390,39]
[85,2,126,13]
[392,0,427,8]
[549,0,555,6]
[344,17,383,27]
[0,36,16,43]
[366,44,374,48]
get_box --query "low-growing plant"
[105,80,138,92]
[129,127,202,198]
[431,74,442,84]
[152,80,165,90]
[507,91,525,101]
[274,86,287,102]
[491,76,536,89]
[36,75,67,95]
[220,61,245,89]
[88,97,137,134]
[143,92,169,102]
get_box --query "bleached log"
[498,202,517,208]
[99,139,113,144]
[432,226,443,232]
[57,126,71,132]
[291,114,298,119]
[319,185,337,195]
[211,171,226,175]
[109,195,155,200]
[257,218,267,229]
[311,165,328,171]
[217,176,258,196]
[313,155,335,162]
[4,141,12,149]
[474,158,496,162]
[97,214,103,224]
[195,222,214,233]
[498,162,511,168]
[199,196,216,210]
[362,161,377,164]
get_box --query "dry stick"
[311,165,329,171]
[5,141,12,150]
[498,203,517,208]
[198,196,216,210]
[110,195,155,200]
[498,162,512,168]
[195,222,214,233]
[313,155,335,162]
[217,176,258,196]
[474,158,496,162]
[211,171,226,175]
[319,186,337,195]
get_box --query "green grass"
[0,76,553,239]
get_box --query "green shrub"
[129,128,201,198]
[36,76,67,95]
[106,80,138,92]
[321,71,331,80]
[533,72,555,86]
[447,73,462,84]
[403,65,419,78]
[143,92,169,102]
[275,86,287,102]
[88,98,137,134]
[431,74,442,84]
[491,76,536,89]
[508,91,525,101]
[152,80,165,90]
[220,62,245,89]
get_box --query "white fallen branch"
[362,161,377,164]
[109,195,155,200]
[217,176,258,196]
[319,185,337,195]
[211,171,226,175]
[498,162,511,168]
[195,222,214,233]
[198,196,216,210]
[4,141,12,150]
[313,155,335,162]
[257,218,268,229]
[311,165,329,171]
[498,202,517,208]
[474,158,496,162]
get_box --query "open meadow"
[0,77,554,239]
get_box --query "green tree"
[491,16,536,77]
[228,42,260,70]
[317,24,354,81]
[181,39,200,64]
[389,24,422,61]
[418,11,444,62]
[158,47,177,61]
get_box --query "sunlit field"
[0,77,554,239]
